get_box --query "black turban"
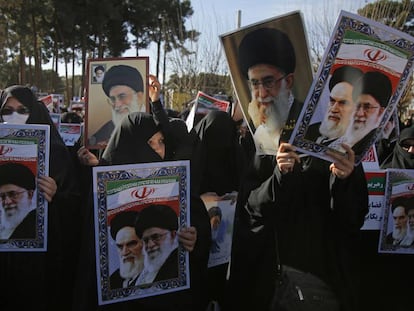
[94,65,105,73]
[102,65,144,97]
[109,210,139,240]
[0,162,35,190]
[328,66,363,91]
[135,204,178,238]
[353,71,392,107]
[238,27,296,78]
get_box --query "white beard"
[0,198,34,239]
[319,112,349,140]
[111,93,144,127]
[119,254,144,281]
[400,224,414,246]
[254,80,291,135]
[345,112,381,146]
[392,226,407,245]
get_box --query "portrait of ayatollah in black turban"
[220,12,313,155]
[87,63,147,147]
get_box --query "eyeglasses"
[248,75,286,90]
[356,103,380,113]
[142,232,168,244]
[108,92,134,105]
[1,107,30,115]
[0,190,27,201]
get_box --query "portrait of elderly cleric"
[385,196,414,247]
[134,204,179,285]
[86,58,148,148]
[338,70,393,158]
[220,12,313,155]
[0,162,37,240]
[305,65,363,145]
[109,210,144,289]
[92,64,106,84]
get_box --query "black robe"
[226,100,368,311]
[0,85,81,311]
[73,105,211,311]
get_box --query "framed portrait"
[0,123,50,251]
[289,11,414,165]
[379,169,414,254]
[93,160,190,305]
[85,57,149,149]
[220,11,313,155]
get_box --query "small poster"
[361,170,386,231]
[59,123,83,146]
[0,123,49,251]
[290,11,414,165]
[379,169,414,254]
[202,192,237,268]
[93,160,190,305]
[185,91,231,130]
[85,57,149,149]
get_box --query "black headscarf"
[0,86,81,308]
[1,85,66,147]
[101,112,162,165]
[194,110,246,196]
[382,126,414,169]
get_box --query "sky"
[45,0,375,79]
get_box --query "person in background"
[0,85,81,310]
[193,110,247,310]
[109,211,144,289]
[381,125,414,169]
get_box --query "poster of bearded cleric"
[220,11,313,155]
[0,123,49,251]
[289,10,414,165]
[92,160,190,305]
[85,57,149,149]
[378,169,414,254]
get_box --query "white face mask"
[2,112,29,124]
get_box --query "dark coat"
[8,209,37,239]
[73,101,211,311]
[0,85,81,311]
[226,100,368,311]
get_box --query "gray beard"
[143,233,178,273]
[119,255,144,280]
[0,202,33,239]
[392,227,407,244]
[258,84,291,135]
[111,93,144,127]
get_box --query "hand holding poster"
[290,11,414,165]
